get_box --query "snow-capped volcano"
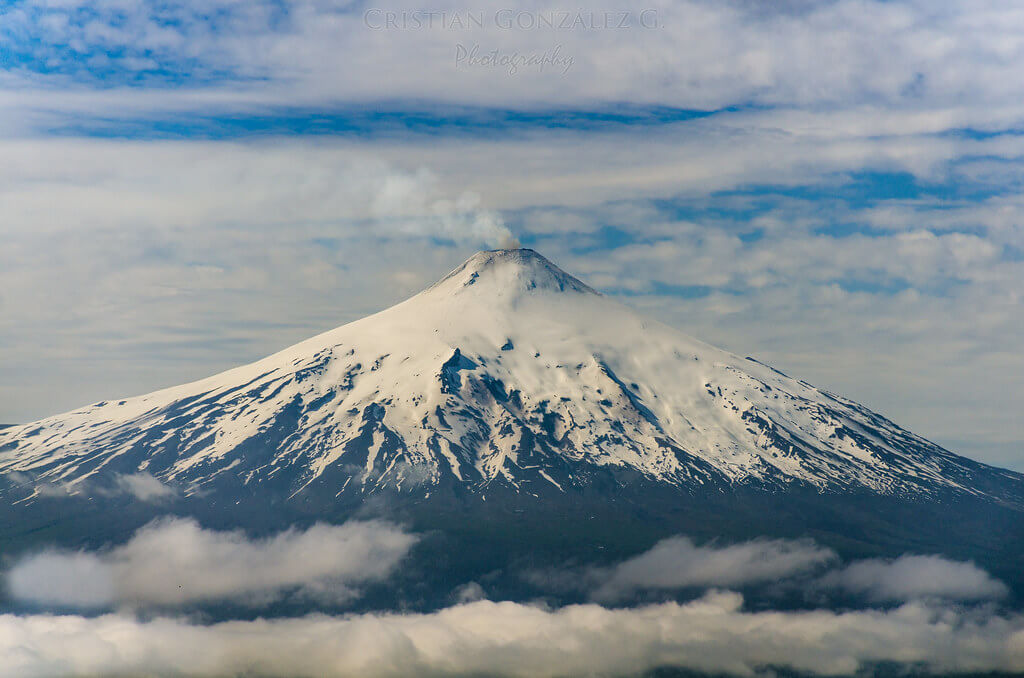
[1,249,1020,505]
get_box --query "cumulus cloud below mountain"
[525,534,1008,607]
[820,554,1009,602]
[590,536,837,602]
[6,518,417,609]
[4,526,1015,675]
[9,525,1006,611]
[4,593,1024,677]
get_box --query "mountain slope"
[1,249,1021,507]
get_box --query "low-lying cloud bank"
[10,526,1006,613]
[530,535,1007,605]
[4,593,1024,677]
[591,536,836,602]
[822,554,1009,602]
[7,518,416,609]
[3,529,1018,674]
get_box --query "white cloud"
[4,0,1024,119]
[452,581,487,604]
[0,139,512,242]
[533,535,1011,609]
[6,551,116,610]
[6,518,417,609]
[113,472,175,502]
[5,471,176,503]
[4,592,1024,677]
[591,536,836,602]
[820,554,1009,602]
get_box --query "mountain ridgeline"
[1,248,1020,507]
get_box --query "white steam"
[371,167,517,248]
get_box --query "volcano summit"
[1,248,1020,511]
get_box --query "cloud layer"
[822,554,1009,602]
[591,536,835,602]
[2,529,1016,674]
[532,535,1007,606]
[4,0,1024,117]
[4,593,1024,677]
[7,518,417,609]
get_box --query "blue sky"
[0,0,1022,469]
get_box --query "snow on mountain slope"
[0,249,1020,504]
